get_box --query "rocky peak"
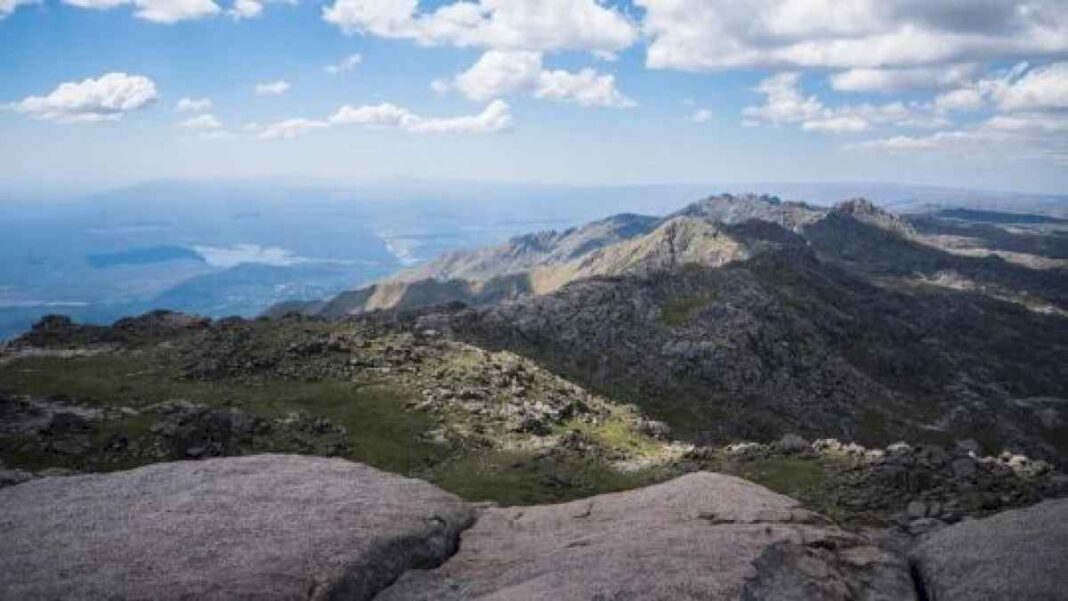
[672,193,825,231]
[829,198,916,237]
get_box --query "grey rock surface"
[0,454,474,601]
[377,472,915,601]
[911,498,1068,601]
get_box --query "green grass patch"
[0,354,444,475]
[732,457,827,499]
[562,415,661,459]
[431,450,669,506]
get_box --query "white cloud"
[259,118,329,139]
[329,99,513,133]
[986,113,1068,132]
[322,0,637,55]
[742,72,823,125]
[228,0,260,18]
[637,0,1068,71]
[62,0,220,23]
[534,68,635,107]
[934,87,985,111]
[996,62,1068,112]
[743,71,947,134]
[10,72,158,123]
[176,114,222,129]
[329,103,413,128]
[0,0,36,19]
[691,109,712,123]
[830,65,976,93]
[450,49,634,108]
[850,113,1068,165]
[802,116,869,133]
[176,97,212,112]
[325,53,363,74]
[920,62,1068,115]
[254,80,290,96]
[260,100,513,140]
[455,50,543,101]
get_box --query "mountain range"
[275,194,1068,463]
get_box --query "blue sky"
[2,0,1067,195]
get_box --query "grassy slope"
[0,339,672,505]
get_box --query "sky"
[1,0,1067,195]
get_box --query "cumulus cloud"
[176,97,212,112]
[259,100,512,139]
[322,0,637,55]
[10,72,158,123]
[850,66,1068,165]
[847,127,1065,162]
[325,53,363,74]
[996,62,1068,111]
[258,118,329,139]
[450,50,634,108]
[637,0,1068,71]
[455,50,543,101]
[743,71,948,134]
[329,99,512,133]
[62,0,220,23]
[802,115,869,133]
[934,87,985,111]
[535,68,634,107]
[254,80,290,96]
[228,0,260,18]
[830,65,976,93]
[176,114,222,129]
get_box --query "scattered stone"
[637,419,672,440]
[778,433,811,453]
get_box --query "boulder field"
[0,454,1064,600]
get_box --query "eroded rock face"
[0,455,474,601]
[377,472,915,601]
[910,498,1068,601]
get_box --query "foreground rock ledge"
[378,472,915,601]
[910,497,1068,601]
[0,454,474,601]
[4,455,1063,601]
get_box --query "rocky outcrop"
[0,455,474,601]
[697,438,1067,532]
[910,498,1068,601]
[377,472,915,601]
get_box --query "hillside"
[272,195,1068,467]
[5,194,1068,518]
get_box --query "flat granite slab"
[911,497,1068,601]
[377,471,915,601]
[0,454,474,601]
